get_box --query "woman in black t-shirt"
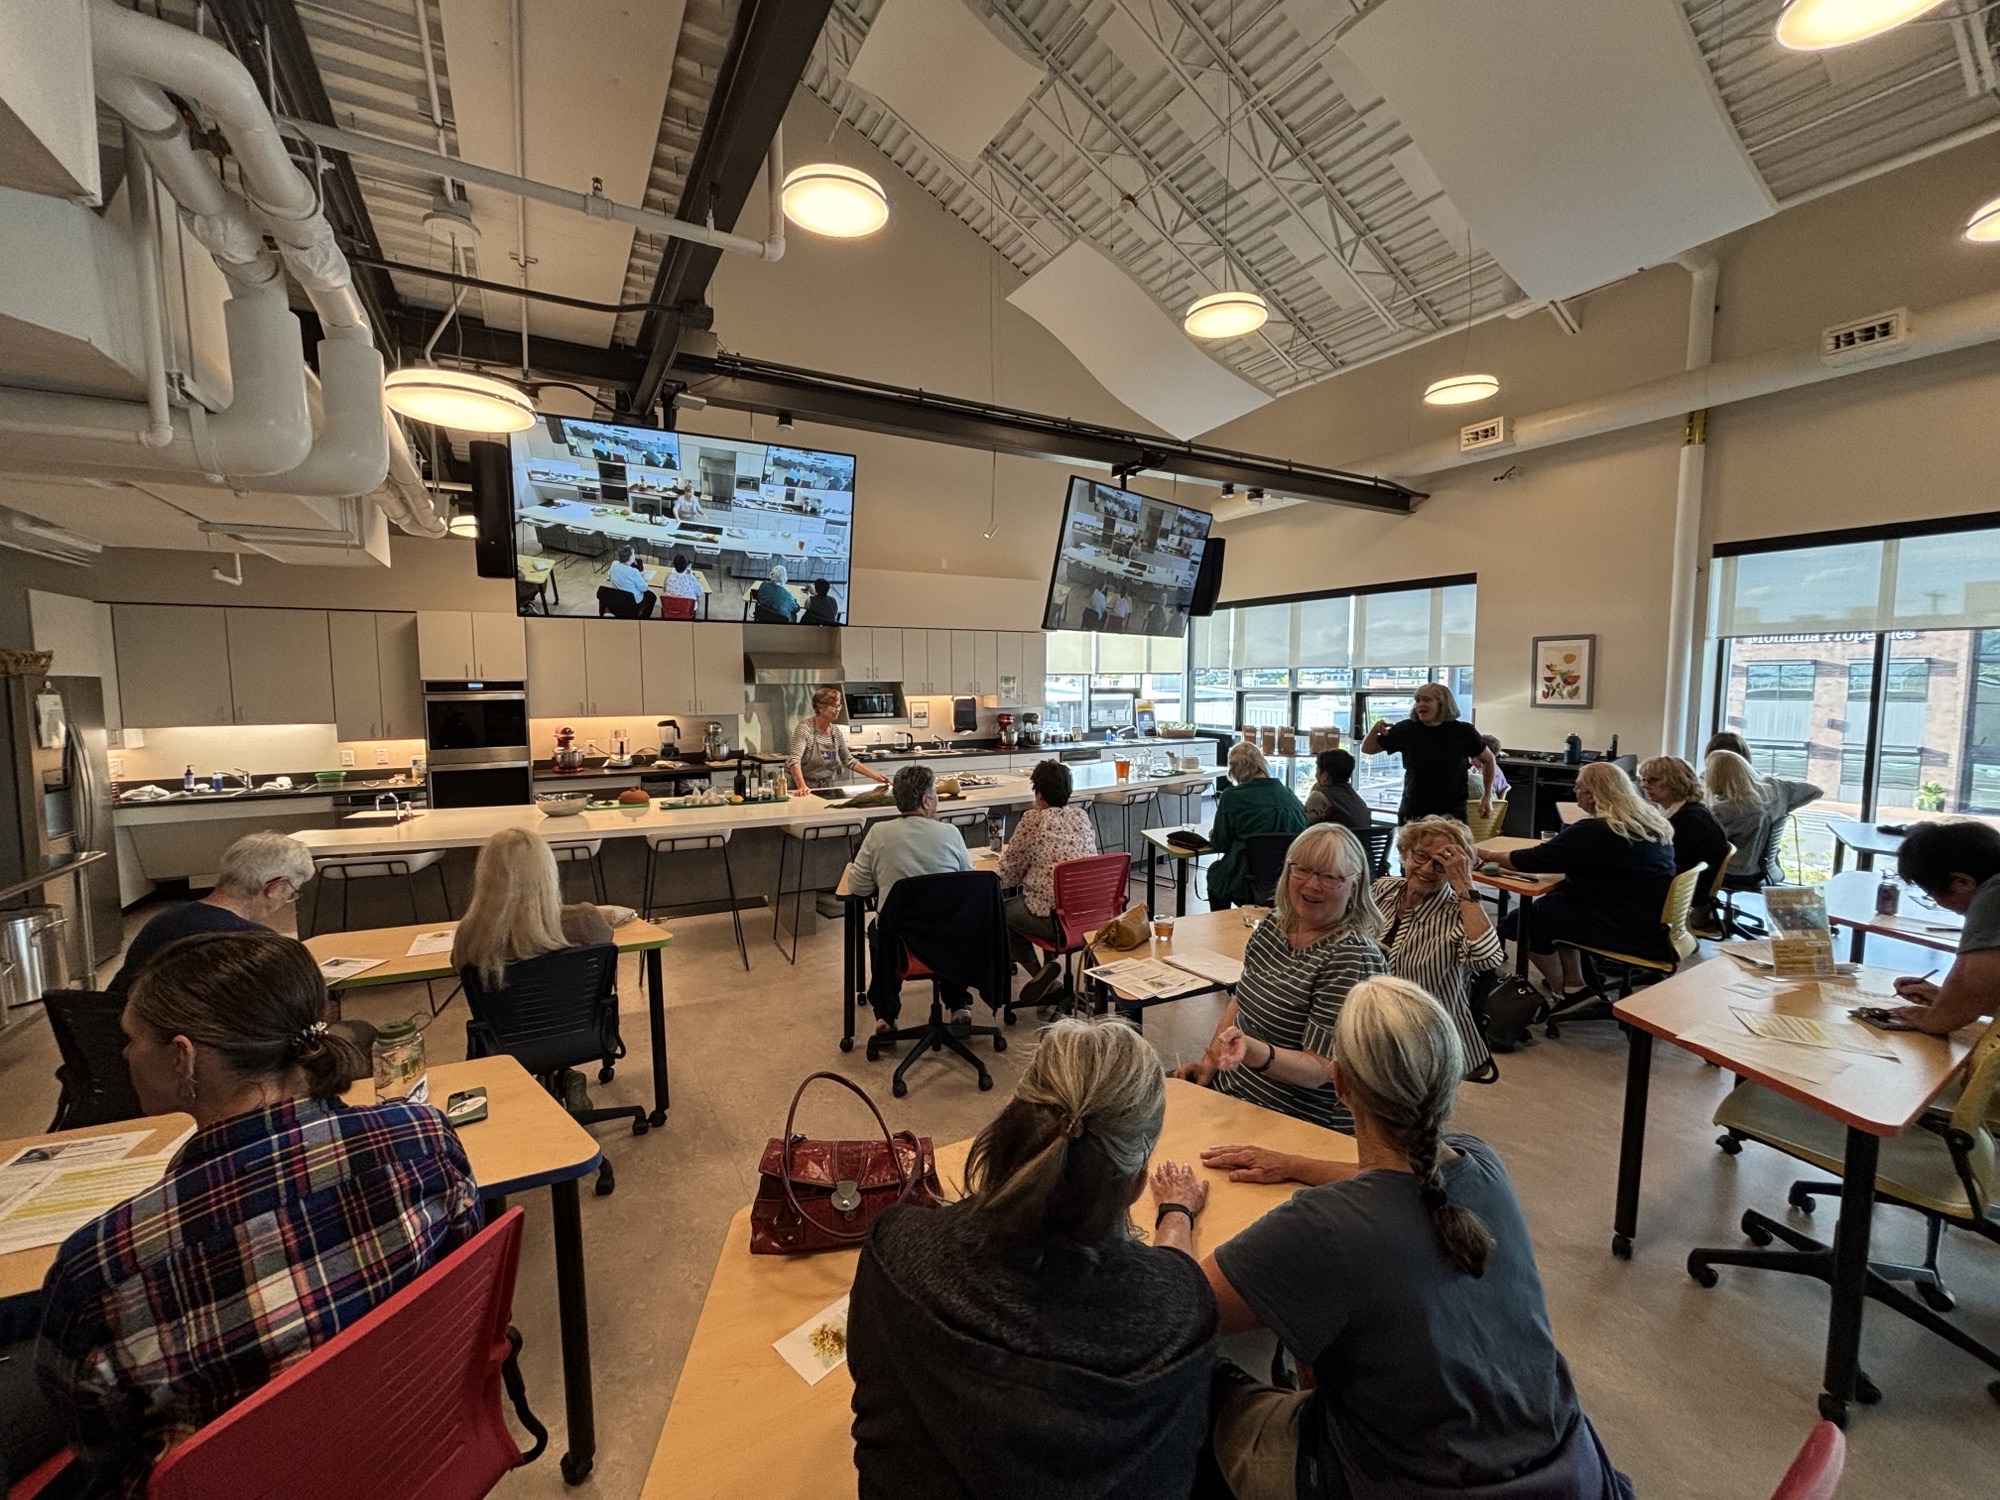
[1361,684,1496,824]
[1638,755,1730,925]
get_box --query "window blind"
[1712,526,2000,636]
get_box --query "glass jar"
[372,1017,428,1105]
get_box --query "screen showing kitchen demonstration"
[509,413,856,624]
[1040,475,1210,638]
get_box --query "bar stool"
[773,820,863,964]
[1091,785,1159,861]
[641,830,749,970]
[1162,773,1212,827]
[310,850,450,933]
[549,839,607,904]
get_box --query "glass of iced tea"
[1152,916,1175,944]
[1114,757,1131,781]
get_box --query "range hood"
[746,651,845,686]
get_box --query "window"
[1743,661,1813,744]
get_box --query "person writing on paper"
[107,831,315,995]
[29,930,478,1499]
[1885,819,2000,1036]
[1170,978,1633,1500]
[451,827,627,986]
[1361,684,1496,825]
[788,685,890,793]
[1175,824,1387,1132]
[848,1017,1216,1500]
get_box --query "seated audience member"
[1206,742,1309,910]
[1638,755,1731,921]
[1467,733,1510,801]
[1177,977,1633,1499]
[606,546,656,612]
[753,564,801,622]
[1372,816,1502,1078]
[1176,824,1386,1132]
[451,827,622,987]
[848,1018,1216,1500]
[801,578,842,625]
[1703,730,1750,763]
[660,553,705,603]
[108,831,313,994]
[1703,749,1823,888]
[1302,748,1373,839]
[1886,819,2000,1036]
[1479,762,1676,1004]
[995,760,1099,1010]
[849,766,975,1034]
[29,931,478,1497]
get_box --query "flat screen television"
[508,413,856,623]
[1039,475,1211,638]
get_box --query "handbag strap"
[779,1071,917,1239]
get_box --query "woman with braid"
[846,1017,1216,1499]
[1185,977,1633,1499]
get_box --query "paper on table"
[1164,950,1244,987]
[1088,958,1208,1000]
[0,1152,181,1256]
[1731,1008,1896,1060]
[1679,1023,1853,1086]
[2,1129,155,1172]
[404,929,456,957]
[773,1294,850,1386]
[317,956,386,981]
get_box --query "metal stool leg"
[642,846,658,921]
[402,863,420,924]
[436,862,452,919]
[772,838,792,951]
[722,841,748,971]
[591,854,606,905]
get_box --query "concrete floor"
[1,901,1990,1499]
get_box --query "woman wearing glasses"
[1371,816,1502,1080]
[1175,824,1386,1131]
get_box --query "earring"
[177,1076,198,1108]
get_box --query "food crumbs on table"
[809,1322,846,1361]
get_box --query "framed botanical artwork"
[1531,635,1595,709]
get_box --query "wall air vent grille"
[1459,416,1512,452]
[1820,309,1908,363]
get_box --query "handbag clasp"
[831,1179,862,1214]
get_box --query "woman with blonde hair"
[1638,754,1732,893]
[1186,977,1633,1498]
[847,1017,1216,1498]
[450,828,618,987]
[1703,748,1821,887]
[1206,739,1308,909]
[1478,762,1677,1003]
[1370,815,1503,1080]
[1177,823,1387,1131]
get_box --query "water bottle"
[1874,875,1900,917]
[371,1017,429,1104]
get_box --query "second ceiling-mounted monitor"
[508,413,856,624]
[1040,475,1212,638]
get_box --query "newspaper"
[1164,950,1245,988]
[1087,958,1210,1001]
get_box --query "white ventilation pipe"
[255,341,390,498]
[1660,251,1717,759]
[377,415,448,537]
[121,134,176,449]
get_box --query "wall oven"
[423,682,530,806]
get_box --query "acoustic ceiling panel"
[1007,242,1270,440]
[845,0,1043,162]
[1340,0,1773,302]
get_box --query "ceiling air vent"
[1459,415,1512,453]
[1820,309,1909,364]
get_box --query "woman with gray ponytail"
[847,1018,1217,1499]
[1195,977,1632,1499]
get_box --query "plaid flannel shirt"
[36,1095,478,1497]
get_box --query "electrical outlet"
[374,746,389,765]
[108,755,124,778]
[340,749,355,767]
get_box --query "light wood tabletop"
[304,918,672,989]
[1820,870,1962,956]
[1089,905,1257,966]
[1472,835,1564,897]
[0,1114,193,1300]
[639,1078,1355,1500]
[1141,822,1211,858]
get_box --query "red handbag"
[750,1071,942,1255]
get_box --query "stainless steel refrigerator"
[0,673,123,982]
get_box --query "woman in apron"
[787,685,890,793]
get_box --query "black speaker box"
[469,440,514,579]
[1188,534,1226,617]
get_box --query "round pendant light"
[781,164,890,238]
[1774,0,1947,51]
[1183,289,1270,340]
[1965,193,2000,243]
[446,507,480,539]
[1422,372,1501,407]
[384,367,535,433]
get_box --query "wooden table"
[1821,870,1962,964]
[1473,835,1564,978]
[1085,906,1256,1025]
[1610,961,1972,1425]
[304,919,676,1129]
[638,1079,1355,1500]
[1141,822,1210,917]
[518,554,558,609]
[1827,819,1906,874]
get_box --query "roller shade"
[1712,526,2000,637]
[1192,579,1475,671]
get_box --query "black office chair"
[1364,825,1395,879]
[865,871,1010,1097]
[1242,832,1296,907]
[45,988,145,1131]
[596,586,656,619]
[460,944,646,1197]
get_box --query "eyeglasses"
[1406,850,1452,870]
[1286,864,1354,889]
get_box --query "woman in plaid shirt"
[25,930,478,1498]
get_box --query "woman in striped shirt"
[1372,816,1502,1080]
[1173,824,1385,1132]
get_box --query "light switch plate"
[374,746,389,764]
[340,749,355,766]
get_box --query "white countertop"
[289,762,1209,857]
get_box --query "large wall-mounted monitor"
[1040,475,1211,638]
[509,413,856,623]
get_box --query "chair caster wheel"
[1611,1234,1632,1260]
[865,1040,880,1062]
[1855,1370,1882,1405]
[1688,1260,1718,1289]
[594,1166,615,1197]
[598,1065,615,1084]
[840,1036,854,1053]
[631,1119,648,1137]
[1742,1214,1773,1247]
[1717,1132,1743,1156]
[1787,1184,1815,1212]
[978,1072,993,1091]
[993,1034,1007,1053]
[1543,1022,1561,1039]
[1817,1393,1848,1428]
[892,1078,908,1099]
[1003,1008,1017,1026]
[1917,1282,1956,1313]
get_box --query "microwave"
[844,683,904,721]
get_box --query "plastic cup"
[1114,757,1130,781]
[1152,916,1175,943]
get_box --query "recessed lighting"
[1965,194,2000,243]
[384,368,535,433]
[1774,0,1947,51]
[1422,373,1501,407]
[1183,290,1269,340]
[781,164,890,238]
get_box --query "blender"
[605,727,633,768]
[655,719,681,761]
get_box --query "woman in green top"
[1207,742,1308,909]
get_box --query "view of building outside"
[1042,629,1184,737]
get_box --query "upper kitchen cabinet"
[639,622,743,718]
[901,629,933,694]
[582,620,643,717]
[114,605,232,727]
[525,618,586,718]
[691,624,745,715]
[867,627,903,685]
[376,614,423,739]
[640,624,696,718]
[417,611,525,681]
[473,612,526,679]
[226,609,334,725]
[840,625,904,684]
[332,612,424,741]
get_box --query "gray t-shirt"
[1956,872,2000,951]
[847,815,973,906]
[1214,1135,1578,1489]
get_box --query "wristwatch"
[1249,1039,1276,1074]
[1154,1202,1193,1228]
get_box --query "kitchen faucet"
[231,767,254,790]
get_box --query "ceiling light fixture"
[1965,193,2000,243]
[1184,0,1269,343]
[781,163,889,237]
[384,367,535,433]
[1423,373,1502,406]
[1774,0,1947,51]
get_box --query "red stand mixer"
[551,725,585,774]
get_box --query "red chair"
[1768,1421,1845,1500]
[1020,852,1132,1017]
[145,1208,544,1500]
[659,594,697,619]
